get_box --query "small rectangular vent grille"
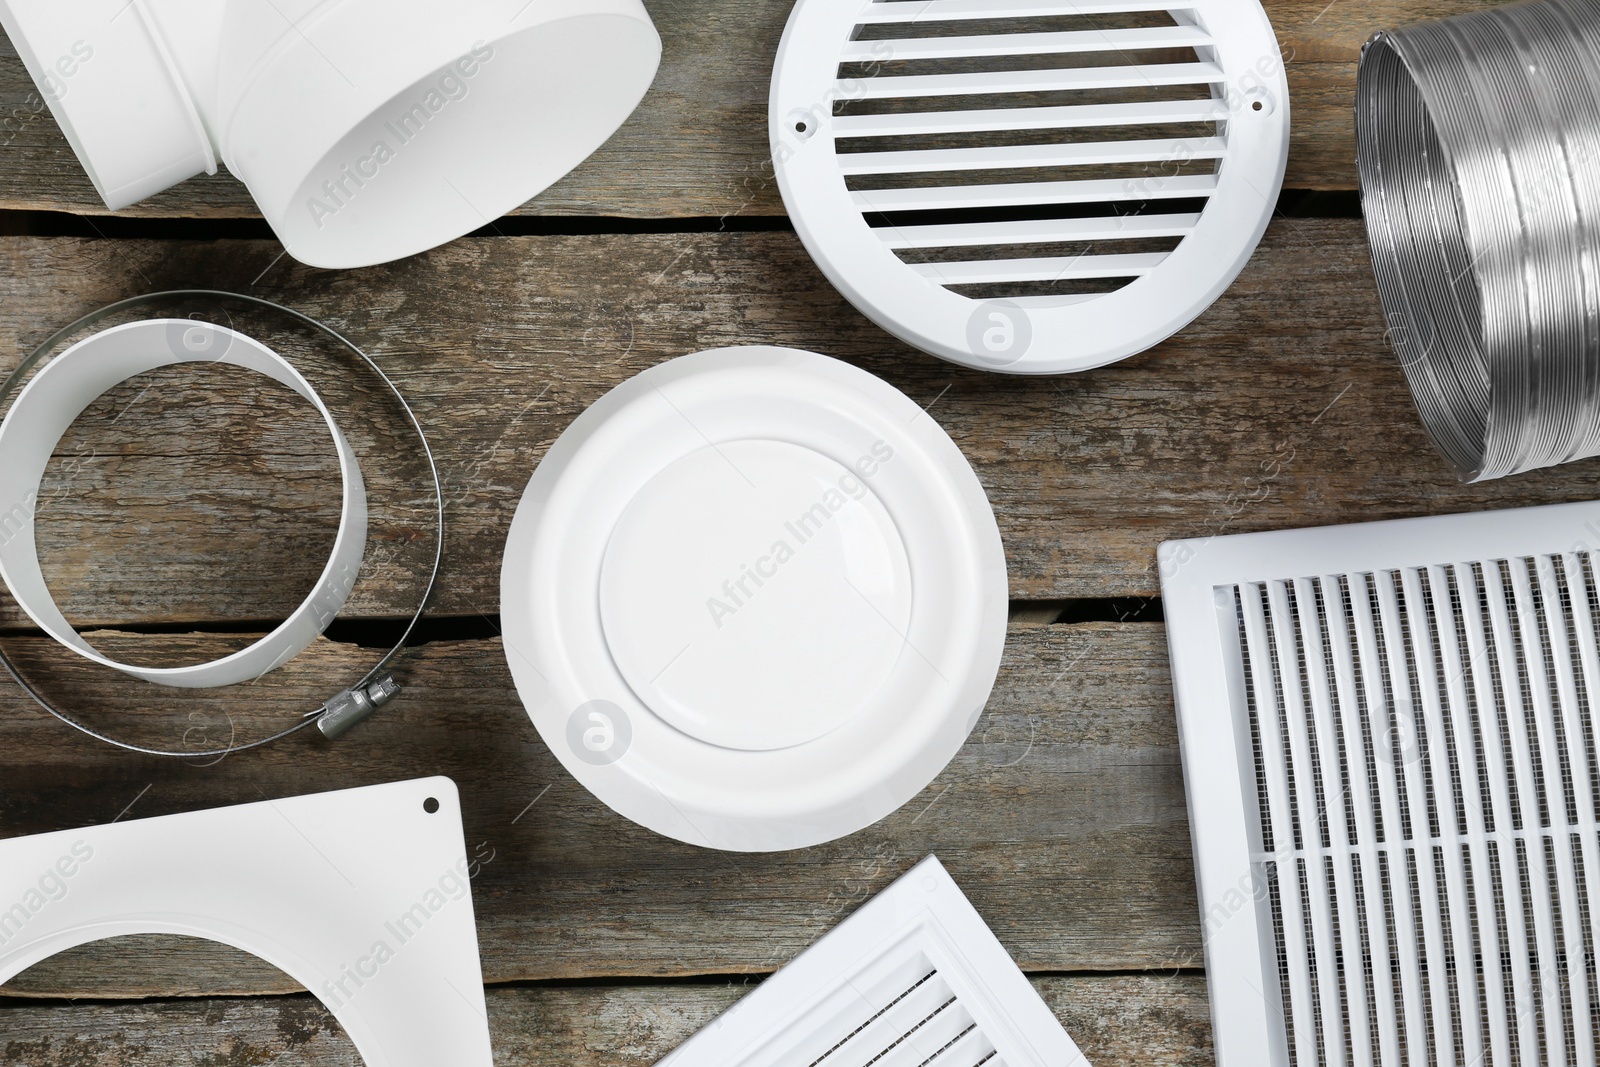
[795,950,999,1067]
[656,856,1084,1067]
[1230,556,1600,1067]
[838,0,1222,303]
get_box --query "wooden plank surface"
[0,222,1594,627]
[0,0,1505,221]
[0,975,1213,1066]
[0,0,1534,1058]
[0,619,1195,997]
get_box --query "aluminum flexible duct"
[1357,0,1600,482]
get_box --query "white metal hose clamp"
[0,318,368,688]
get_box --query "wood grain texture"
[0,0,1508,221]
[1276,0,1503,189]
[0,975,1213,1066]
[0,1,1537,1052]
[0,620,1196,998]
[0,224,1595,625]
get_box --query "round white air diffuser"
[500,347,1008,852]
[770,0,1291,374]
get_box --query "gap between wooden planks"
[0,0,1508,219]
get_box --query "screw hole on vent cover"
[424,797,440,814]
[1246,90,1277,116]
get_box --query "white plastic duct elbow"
[0,0,661,268]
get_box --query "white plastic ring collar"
[0,319,366,688]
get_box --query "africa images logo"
[319,841,495,1010]
[305,41,495,230]
[0,841,94,947]
[703,440,895,629]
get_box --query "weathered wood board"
[0,975,1213,1067]
[0,1,1506,220]
[0,0,1538,1056]
[0,222,1593,629]
[1,620,1198,998]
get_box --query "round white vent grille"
[771,0,1291,374]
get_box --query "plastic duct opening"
[0,0,662,269]
[264,15,659,269]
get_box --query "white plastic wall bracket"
[0,777,493,1067]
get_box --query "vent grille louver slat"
[822,969,958,1067]
[838,25,1213,61]
[838,63,1227,99]
[1228,556,1600,1065]
[837,136,1228,176]
[853,0,1192,23]
[851,173,1218,212]
[876,212,1200,249]
[836,0,1223,309]
[831,99,1231,137]
[909,252,1166,285]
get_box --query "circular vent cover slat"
[771,0,1290,373]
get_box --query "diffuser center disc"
[599,438,912,752]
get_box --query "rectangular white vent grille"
[1160,504,1600,1067]
[656,856,1086,1067]
[759,949,997,1067]
[838,1,1221,303]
